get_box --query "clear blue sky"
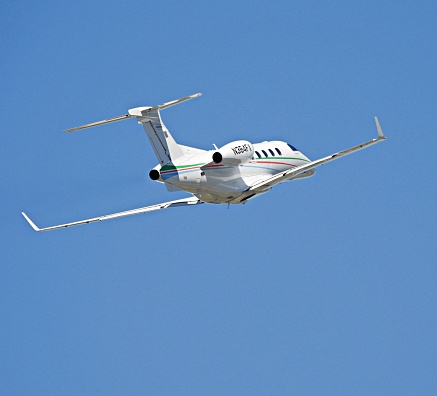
[1,1,436,394]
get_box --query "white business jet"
[22,93,386,231]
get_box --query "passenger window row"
[255,148,282,159]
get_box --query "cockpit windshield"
[287,143,299,152]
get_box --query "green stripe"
[160,157,310,171]
[161,163,205,171]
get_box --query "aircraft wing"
[22,196,203,232]
[247,117,387,193]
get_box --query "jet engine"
[149,169,160,180]
[212,140,254,166]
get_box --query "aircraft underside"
[163,166,317,204]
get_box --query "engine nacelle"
[149,169,160,180]
[212,140,254,166]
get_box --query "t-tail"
[65,93,202,166]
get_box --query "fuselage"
[154,140,315,204]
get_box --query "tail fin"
[130,108,182,164]
[128,93,201,165]
[64,93,202,166]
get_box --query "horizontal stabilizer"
[65,114,132,132]
[129,93,202,116]
[65,93,202,132]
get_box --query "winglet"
[374,117,385,139]
[21,212,41,232]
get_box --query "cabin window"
[268,149,275,156]
[275,148,282,155]
[255,151,261,158]
[287,143,299,151]
[262,150,268,157]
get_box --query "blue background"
[1,1,436,394]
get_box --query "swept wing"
[248,117,387,193]
[22,196,203,232]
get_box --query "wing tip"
[21,212,41,232]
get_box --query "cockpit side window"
[262,150,268,157]
[255,151,261,158]
[275,148,282,155]
[287,144,299,151]
[268,149,275,156]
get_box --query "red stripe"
[202,164,226,169]
[254,161,297,167]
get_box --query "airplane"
[22,93,387,232]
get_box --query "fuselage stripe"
[251,161,297,166]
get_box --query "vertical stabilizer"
[136,109,183,164]
[128,93,201,165]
